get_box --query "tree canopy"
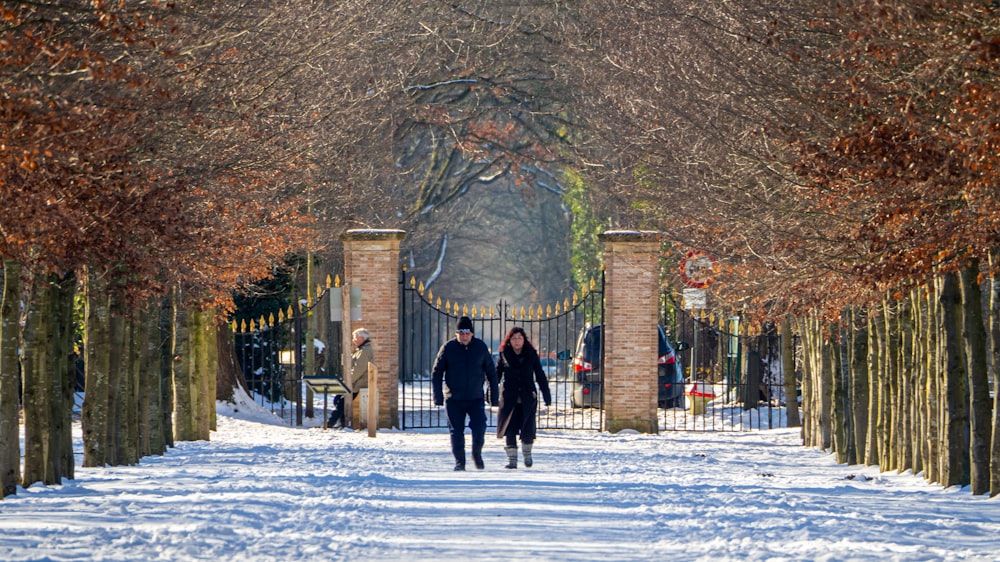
[4,0,1000,318]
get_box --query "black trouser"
[445,398,487,465]
[328,394,354,427]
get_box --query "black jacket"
[497,346,552,407]
[432,336,499,405]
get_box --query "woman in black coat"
[495,326,552,469]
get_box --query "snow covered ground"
[2,393,999,561]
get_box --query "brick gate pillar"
[600,230,661,433]
[341,229,406,429]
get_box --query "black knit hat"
[456,316,474,333]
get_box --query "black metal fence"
[661,299,800,431]
[232,280,340,426]
[399,268,605,430]
[233,268,799,433]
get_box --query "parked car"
[571,324,686,408]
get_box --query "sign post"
[679,251,717,386]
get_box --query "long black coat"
[496,346,552,442]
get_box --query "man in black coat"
[432,316,499,471]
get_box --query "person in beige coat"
[349,328,375,394]
[328,328,374,428]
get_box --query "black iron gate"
[399,268,605,430]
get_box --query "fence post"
[368,363,378,437]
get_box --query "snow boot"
[504,447,518,469]
[522,443,533,468]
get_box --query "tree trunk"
[106,298,125,465]
[909,288,926,476]
[122,315,140,465]
[192,307,215,439]
[52,272,76,481]
[781,315,800,428]
[924,280,942,485]
[305,258,316,420]
[883,300,900,471]
[138,300,161,458]
[21,275,50,487]
[988,252,1000,497]
[216,321,248,404]
[870,308,889,468]
[863,310,879,466]
[0,260,22,498]
[848,308,869,465]
[940,270,970,488]
[173,302,195,442]
[797,316,812,445]
[818,327,833,451]
[173,304,215,442]
[159,292,175,449]
[927,276,948,482]
[960,261,990,495]
[832,324,851,464]
[82,268,110,467]
[798,315,818,447]
[897,298,914,474]
[190,308,205,439]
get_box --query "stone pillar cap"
[341,229,407,241]
[599,230,661,242]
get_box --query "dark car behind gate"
[570,324,685,409]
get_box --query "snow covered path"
[1,403,998,561]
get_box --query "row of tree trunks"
[799,266,999,496]
[799,315,832,450]
[21,272,76,487]
[1,259,221,499]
